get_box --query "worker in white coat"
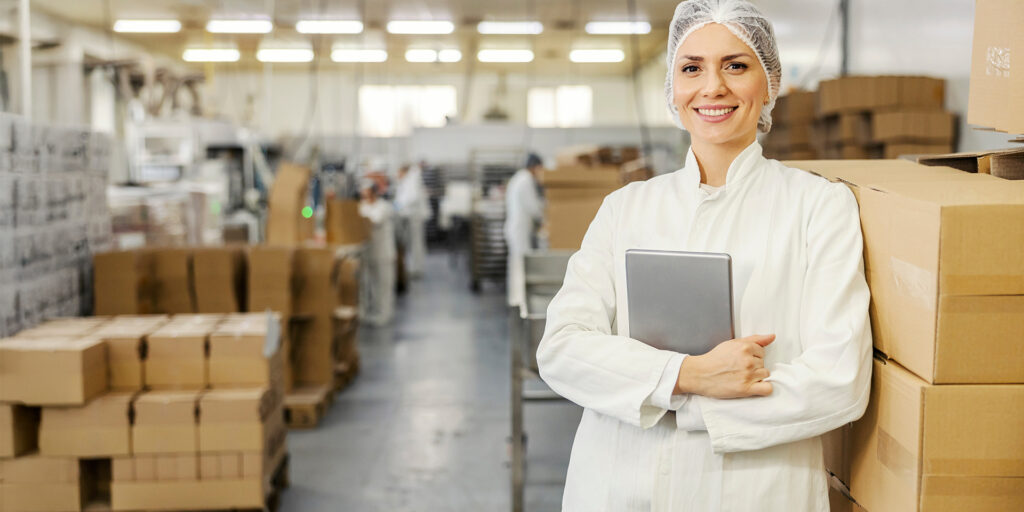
[359,180,397,326]
[536,1,872,510]
[504,153,545,307]
[394,164,430,278]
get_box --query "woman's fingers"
[752,368,770,381]
[747,381,773,396]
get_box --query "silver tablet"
[625,249,734,355]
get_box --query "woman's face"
[672,23,769,148]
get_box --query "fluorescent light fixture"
[405,49,438,63]
[477,49,534,63]
[386,20,454,34]
[295,19,363,34]
[182,48,241,62]
[331,49,388,62]
[584,21,651,34]
[257,48,315,63]
[569,49,625,63]
[477,21,543,35]
[206,19,273,34]
[438,49,462,63]
[113,19,181,33]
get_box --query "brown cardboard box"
[111,457,134,482]
[823,423,853,486]
[0,455,81,512]
[850,359,1024,512]
[93,250,154,315]
[773,90,817,123]
[855,179,1024,383]
[38,391,134,457]
[14,317,111,339]
[967,0,1024,134]
[883,143,954,159]
[199,453,219,479]
[145,324,210,389]
[338,257,360,307]
[872,110,955,143]
[152,248,195,314]
[555,145,602,167]
[266,163,313,245]
[191,246,246,313]
[326,199,371,245]
[199,388,283,453]
[818,75,945,115]
[219,453,241,478]
[149,454,198,481]
[93,317,169,391]
[919,148,1024,179]
[0,337,107,405]
[0,404,39,457]
[541,166,622,188]
[132,390,200,454]
[134,455,156,481]
[208,316,284,388]
[546,196,605,250]
[293,247,341,386]
[784,159,995,201]
[248,246,296,316]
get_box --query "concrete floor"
[280,251,583,511]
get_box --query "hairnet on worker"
[664,0,782,132]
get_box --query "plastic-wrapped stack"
[0,114,113,337]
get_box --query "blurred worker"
[395,163,430,278]
[359,180,397,326]
[504,153,545,307]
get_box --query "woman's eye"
[726,62,748,71]
[681,65,699,73]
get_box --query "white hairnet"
[664,0,782,133]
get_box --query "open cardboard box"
[918,148,1024,180]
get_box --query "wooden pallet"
[284,385,332,429]
[332,357,360,393]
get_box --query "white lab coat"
[395,167,431,277]
[359,199,397,325]
[537,142,872,511]
[504,168,544,307]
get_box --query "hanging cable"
[625,0,652,161]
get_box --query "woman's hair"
[664,0,783,133]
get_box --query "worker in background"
[536,1,872,510]
[504,153,545,308]
[394,163,430,279]
[358,180,397,326]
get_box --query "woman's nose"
[700,69,728,98]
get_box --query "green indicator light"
[302,206,313,219]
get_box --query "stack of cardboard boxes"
[0,313,287,511]
[0,114,113,337]
[762,90,819,160]
[265,163,314,245]
[784,158,1024,511]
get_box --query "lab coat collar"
[679,140,764,192]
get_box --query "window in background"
[528,85,593,128]
[359,85,457,137]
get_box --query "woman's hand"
[675,334,775,398]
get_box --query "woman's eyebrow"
[721,53,754,61]
[680,55,704,62]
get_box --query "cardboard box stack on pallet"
[0,313,287,511]
[93,244,361,429]
[542,145,652,250]
[784,158,1024,511]
[762,90,819,160]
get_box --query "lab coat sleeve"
[696,183,873,453]
[536,193,683,429]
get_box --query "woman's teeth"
[696,107,736,116]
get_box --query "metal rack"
[509,250,575,512]
[468,148,519,291]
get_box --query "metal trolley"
[468,148,518,291]
[509,250,576,512]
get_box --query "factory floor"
[280,250,583,511]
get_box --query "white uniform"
[504,168,544,307]
[537,142,872,511]
[395,167,431,278]
[359,199,397,325]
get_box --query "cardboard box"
[872,110,955,143]
[132,391,200,454]
[149,454,198,481]
[151,248,194,314]
[883,142,954,159]
[555,145,603,167]
[293,247,342,386]
[967,0,1024,134]
[247,246,295,316]
[0,404,39,458]
[199,388,283,453]
[0,455,81,512]
[14,317,110,339]
[919,148,1024,180]
[0,337,107,405]
[266,163,313,245]
[546,196,606,250]
[145,324,210,389]
[783,159,994,202]
[823,423,853,486]
[338,257,360,307]
[199,454,220,479]
[326,199,370,245]
[541,166,622,188]
[93,250,153,315]
[191,246,246,313]
[850,359,1024,512]
[93,317,169,390]
[818,75,946,115]
[856,179,1024,383]
[772,90,817,123]
[38,391,134,457]
[112,457,134,482]
[134,455,156,481]
[208,317,284,388]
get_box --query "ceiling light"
[477,49,534,63]
[405,49,438,63]
[257,48,315,63]
[295,20,363,34]
[206,19,274,34]
[438,49,462,63]
[584,21,651,35]
[476,21,543,35]
[113,19,182,33]
[569,49,625,63]
[182,48,241,62]
[331,49,388,63]
[386,20,454,35]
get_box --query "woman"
[536,1,872,510]
[504,153,545,307]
